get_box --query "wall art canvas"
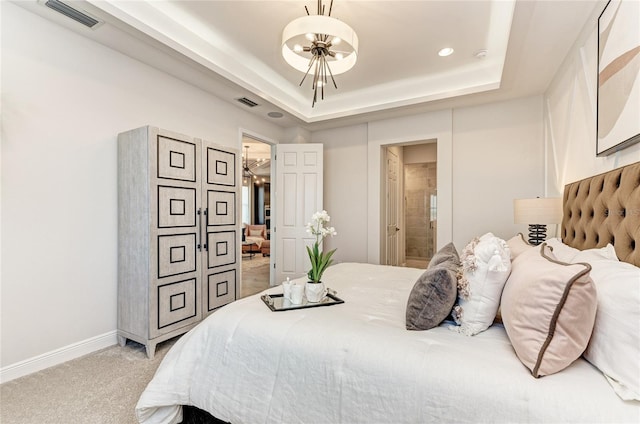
[597,0,640,156]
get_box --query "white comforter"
[137,263,639,424]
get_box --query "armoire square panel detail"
[169,246,186,263]
[207,269,236,311]
[158,186,196,227]
[158,234,197,278]
[157,136,196,182]
[207,230,236,268]
[169,151,185,169]
[216,201,227,216]
[217,281,229,297]
[170,199,186,216]
[169,293,185,312]
[215,160,227,176]
[157,278,197,329]
[207,148,235,186]
[207,190,235,226]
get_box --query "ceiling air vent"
[236,97,259,108]
[45,0,100,28]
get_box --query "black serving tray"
[261,290,344,312]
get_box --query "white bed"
[137,262,639,424]
[137,162,640,424]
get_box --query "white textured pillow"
[545,238,618,263]
[451,232,511,336]
[583,259,640,401]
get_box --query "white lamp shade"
[513,198,563,224]
[282,15,358,75]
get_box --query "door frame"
[238,128,278,289]
[367,119,453,264]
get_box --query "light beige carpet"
[0,338,177,424]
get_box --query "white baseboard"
[0,330,118,383]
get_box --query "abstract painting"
[597,0,640,156]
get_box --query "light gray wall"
[312,97,543,261]
[452,96,544,246]
[1,3,284,369]
[544,4,640,194]
[311,125,369,264]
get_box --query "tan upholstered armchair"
[243,225,268,256]
[245,224,267,239]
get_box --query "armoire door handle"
[203,208,208,251]
[197,208,203,251]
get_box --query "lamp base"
[528,224,547,246]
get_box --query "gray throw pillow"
[406,243,460,331]
[427,242,459,271]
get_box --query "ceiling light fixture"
[282,0,359,107]
[243,146,255,182]
[438,47,454,57]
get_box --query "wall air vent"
[45,0,101,28]
[236,97,259,108]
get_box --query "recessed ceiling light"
[438,47,454,57]
[474,49,488,59]
[267,111,284,118]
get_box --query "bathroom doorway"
[381,141,437,268]
[404,159,437,267]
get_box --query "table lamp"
[513,197,563,245]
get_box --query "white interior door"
[274,143,323,283]
[385,149,400,266]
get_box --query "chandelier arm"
[305,5,310,15]
[299,55,317,86]
[320,56,325,100]
[312,83,318,107]
[326,57,338,89]
[312,57,320,89]
[328,0,333,16]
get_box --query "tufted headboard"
[562,161,640,267]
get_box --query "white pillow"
[248,228,263,237]
[572,244,618,263]
[583,259,640,401]
[545,238,618,263]
[451,233,511,336]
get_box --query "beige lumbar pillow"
[500,243,597,377]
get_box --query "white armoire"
[117,126,240,358]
